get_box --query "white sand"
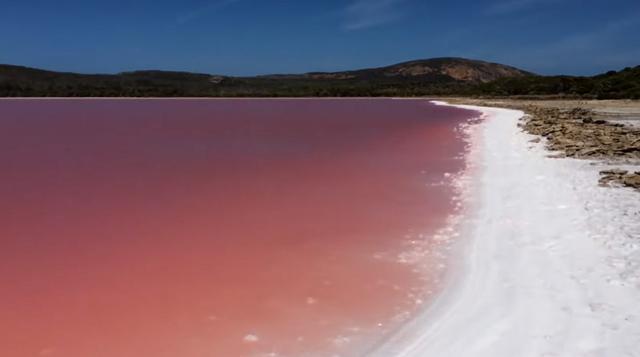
[371,102,640,356]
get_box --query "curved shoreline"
[372,102,640,356]
[368,103,515,356]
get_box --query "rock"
[600,169,629,176]
[462,100,640,192]
[519,106,640,161]
[577,148,601,157]
[622,174,640,189]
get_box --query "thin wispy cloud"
[343,0,409,31]
[539,15,640,54]
[487,14,640,74]
[176,0,240,25]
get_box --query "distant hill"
[0,58,637,98]
[0,58,531,97]
[265,58,532,83]
[0,65,222,97]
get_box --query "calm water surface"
[0,99,476,357]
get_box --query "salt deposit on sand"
[372,102,640,356]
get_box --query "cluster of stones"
[599,169,640,190]
[518,106,640,191]
[521,107,640,159]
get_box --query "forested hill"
[0,58,638,98]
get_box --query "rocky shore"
[446,98,640,191]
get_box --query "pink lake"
[0,99,477,357]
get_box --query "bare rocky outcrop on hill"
[306,73,357,80]
[384,59,529,83]
[395,58,531,82]
[386,60,526,83]
[306,57,532,83]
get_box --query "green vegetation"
[0,59,638,98]
[469,66,640,99]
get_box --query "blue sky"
[1,0,639,76]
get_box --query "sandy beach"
[372,102,640,356]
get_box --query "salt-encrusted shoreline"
[371,102,640,356]
[445,98,640,190]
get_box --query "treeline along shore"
[1,57,638,98]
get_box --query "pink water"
[0,99,475,357]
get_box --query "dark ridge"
[0,59,637,98]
